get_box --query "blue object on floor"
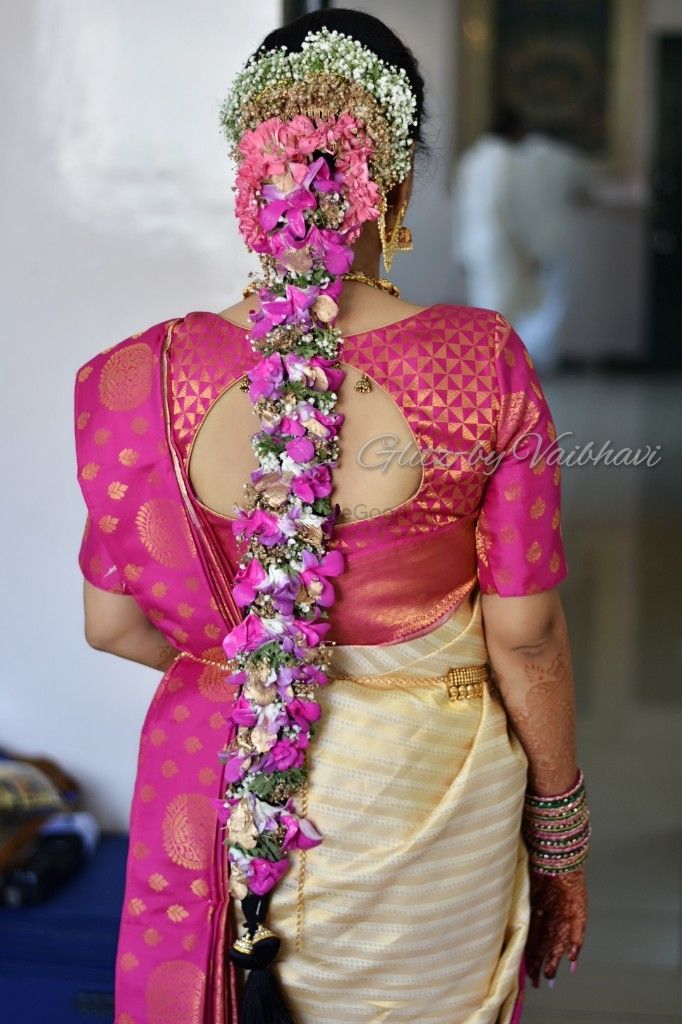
[0,833,128,1023]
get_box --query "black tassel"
[240,965,296,1024]
[229,891,297,1023]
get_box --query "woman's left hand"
[525,865,588,986]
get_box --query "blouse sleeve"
[475,321,568,595]
[78,512,130,595]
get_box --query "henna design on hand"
[526,866,588,984]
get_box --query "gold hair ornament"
[219,27,419,192]
[377,191,413,272]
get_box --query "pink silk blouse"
[77,304,568,646]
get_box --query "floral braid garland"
[215,114,380,907]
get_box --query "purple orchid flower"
[291,464,332,503]
[259,183,316,239]
[308,356,345,393]
[222,612,270,659]
[267,575,299,617]
[279,415,305,438]
[224,753,250,784]
[247,351,284,400]
[258,284,319,332]
[300,548,345,607]
[232,507,284,547]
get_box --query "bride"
[75,9,589,1023]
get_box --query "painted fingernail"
[570,959,578,975]
[547,977,556,988]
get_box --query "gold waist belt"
[330,663,490,701]
[175,652,490,701]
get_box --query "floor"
[521,370,682,1024]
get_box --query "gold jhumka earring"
[378,189,413,273]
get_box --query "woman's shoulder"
[431,301,510,333]
[74,316,182,386]
[412,302,513,358]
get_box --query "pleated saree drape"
[232,590,530,1024]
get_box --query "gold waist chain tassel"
[295,752,310,953]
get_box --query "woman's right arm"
[82,580,178,673]
[481,587,577,795]
[481,587,588,986]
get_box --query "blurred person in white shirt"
[453,109,597,374]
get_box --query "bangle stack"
[522,767,591,876]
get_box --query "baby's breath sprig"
[219,26,418,187]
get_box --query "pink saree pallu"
[73,309,554,1022]
[75,318,245,1023]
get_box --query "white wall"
[0,0,278,830]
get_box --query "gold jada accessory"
[378,191,413,273]
[220,27,418,190]
[354,373,373,394]
[341,271,400,297]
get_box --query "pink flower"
[279,812,323,852]
[222,612,269,658]
[267,576,298,617]
[233,557,268,607]
[283,352,309,381]
[261,285,318,327]
[249,856,289,895]
[279,416,305,438]
[302,154,344,195]
[310,357,345,393]
[224,754,250,783]
[299,663,330,687]
[285,437,315,464]
[288,618,330,657]
[321,237,355,276]
[230,695,258,728]
[259,184,317,238]
[303,406,344,439]
[238,118,300,176]
[286,697,322,729]
[212,798,233,823]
